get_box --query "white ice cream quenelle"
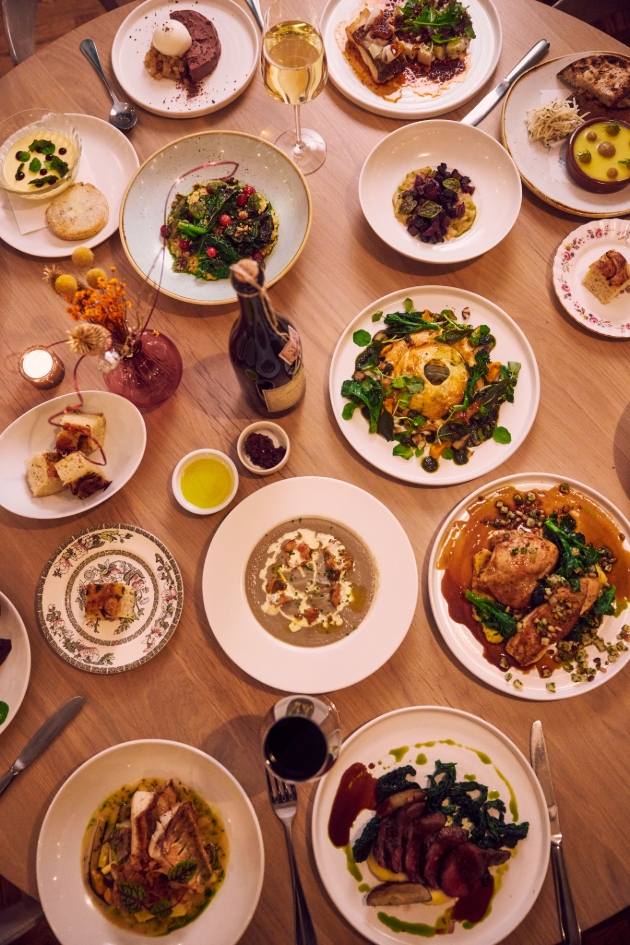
[151,19,192,58]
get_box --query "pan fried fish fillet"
[130,791,158,859]
[149,801,211,881]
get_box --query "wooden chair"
[552,0,629,25]
[1,0,121,66]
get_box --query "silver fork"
[266,771,318,945]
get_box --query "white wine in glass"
[262,0,328,174]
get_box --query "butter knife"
[530,720,581,945]
[461,39,550,126]
[0,696,85,797]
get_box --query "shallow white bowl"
[312,706,549,945]
[120,131,312,305]
[202,476,417,692]
[236,421,290,476]
[321,0,502,120]
[37,739,264,945]
[0,390,146,520]
[0,590,31,735]
[172,449,239,514]
[360,121,522,263]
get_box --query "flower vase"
[104,330,182,409]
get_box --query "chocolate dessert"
[170,10,221,84]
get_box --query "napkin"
[7,152,97,236]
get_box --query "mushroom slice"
[376,788,425,817]
[366,882,431,906]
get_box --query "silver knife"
[244,0,263,31]
[530,720,581,945]
[461,39,550,126]
[0,696,85,797]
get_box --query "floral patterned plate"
[36,524,183,673]
[553,219,630,338]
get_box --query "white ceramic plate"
[360,121,521,264]
[37,739,264,945]
[502,51,630,218]
[0,114,138,258]
[553,218,630,337]
[429,472,630,700]
[321,0,501,119]
[0,591,31,735]
[202,476,417,692]
[329,286,539,486]
[36,523,183,674]
[312,706,549,945]
[111,0,260,118]
[0,391,146,520]
[120,131,312,305]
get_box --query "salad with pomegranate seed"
[162,177,278,281]
[394,163,476,244]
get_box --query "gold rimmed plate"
[36,524,183,673]
[119,131,312,306]
[501,51,630,218]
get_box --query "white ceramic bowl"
[0,590,31,734]
[0,390,146,520]
[0,109,81,199]
[120,131,312,305]
[37,739,264,945]
[359,120,522,264]
[172,448,239,514]
[236,421,290,476]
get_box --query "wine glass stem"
[294,105,304,150]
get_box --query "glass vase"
[104,330,182,409]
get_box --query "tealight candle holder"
[18,346,65,390]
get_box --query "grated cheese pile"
[525,97,587,146]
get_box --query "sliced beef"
[404,812,447,883]
[440,843,487,898]
[387,801,426,874]
[474,530,559,610]
[423,825,469,888]
[372,815,396,870]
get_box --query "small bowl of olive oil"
[172,449,239,515]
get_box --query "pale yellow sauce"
[4,131,75,193]
[572,123,630,183]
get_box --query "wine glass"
[261,694,341,783]
[261,0,328,175]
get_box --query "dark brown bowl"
[566,117,630,194]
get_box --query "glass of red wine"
[262,694,341,783]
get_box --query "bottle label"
[262,365,305,413]
[278,325,301,366]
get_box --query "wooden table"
[1,1,629,942]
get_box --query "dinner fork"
[265,771,318,945]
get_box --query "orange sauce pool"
[437,484,630,677]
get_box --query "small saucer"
[237,422,290,476]
[172,449,238,514]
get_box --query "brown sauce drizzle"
[437,485,630,677]
[452,874,494,924]
[328,763,378,848]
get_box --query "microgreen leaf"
[353,329,372,347]
[493,426,511,444]
[168,860,197,884]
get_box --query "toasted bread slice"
[26,451,64,497]
[582,249,630,304]
[85,582,135,621]
[55,409,106,454]
[558,55,630,108]
[54,451,111,499]
[45,182,109,241]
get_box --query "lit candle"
[18,346,65,389]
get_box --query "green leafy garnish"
[353,329,372,347]
[28,138,55,154]
[543,514,601,591]
[46,154,69,177]
[376,766,420,804]
[400,1,476,43]
[593,585,616,616]
[442,177,461,192]
[416,199,442,219]
[28,175,58,187]
[168,859,197,884]
[619,158,630,167]
[393,443,414,459]
[352,816,381,862]
[117,882,146,913]
[341,377,384,433]
[28,157,41,173]
[465,590,517,639]
[493,426,511,444]
[404,298,415,313]
[342,402,357,420]
[372,310,383,322]
[150,900,173,919]
[16,150,30,162]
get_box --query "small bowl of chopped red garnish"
[237,421,290,476]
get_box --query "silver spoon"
[79,39,138,131]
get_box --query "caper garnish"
[598,141,616,158]
[607,167,619,179]
[586,130,597,142]
[576,149,592,164]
